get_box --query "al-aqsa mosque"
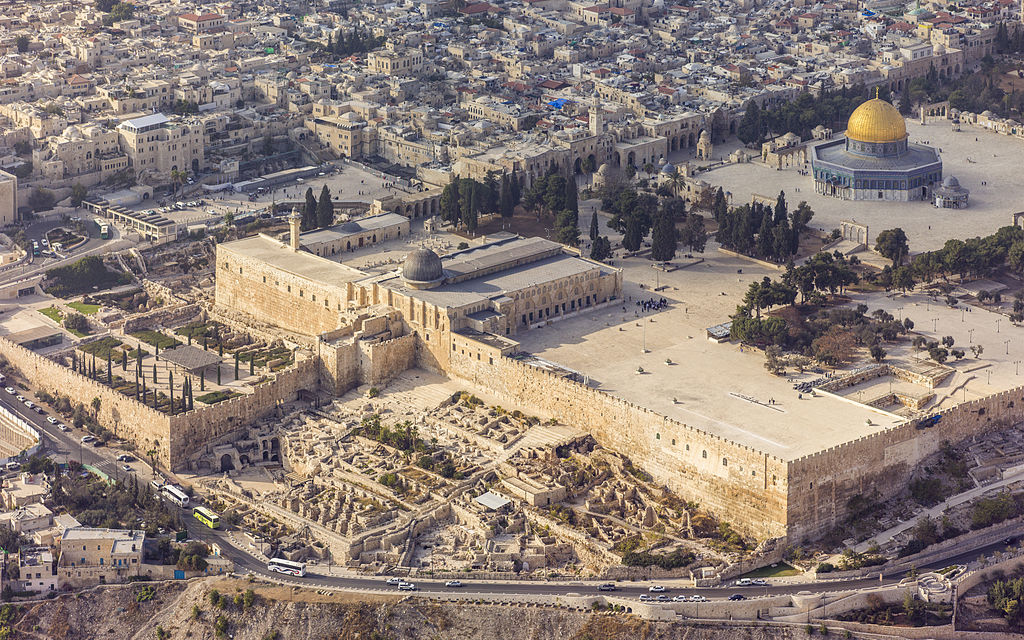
[811,92,943,202]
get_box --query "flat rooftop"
[220,234,367,286]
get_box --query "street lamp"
[968,328,975,343]
[997,318,1002,333]
[1005,339,1011,355]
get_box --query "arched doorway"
[220,454,235,472]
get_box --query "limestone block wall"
[446,351,790,539]
[215,244,349,337]
[787,386,1024,541]
[0,338,173,464]
[170,358,318,467]
[359,334,416,387]
[119,303,205,334]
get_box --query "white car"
[751,579,768,586]
[444,580,462,588]
[80,435,96,444]
[121,464,133,472]
[46,416,57,424]
[689,595,707,602]
[23,400,33,409]
[397,582,416,591]
[385,577,402,585]
[648,585,666,593]
[735,578,752,587]
[58,423,69,432]
[15,395,23,401]
[4,387,14,394]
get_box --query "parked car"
[385,577,402,585]
[4,387,14,394]
[116,454,134,462]
[121,464,133,472]
[751,579,768,586]
[689,595,707,602]
[734,578,752,587]
[597,583,617,592]
[46,416,57,424]
[656,595,670,602]
[444,581,462,588]
[648,585,666,593]
[729,594,746,601]
[80,435,96,444]
[672,595,688,602]
[57,423,69,432]
[15,395,23,401]
[638,594,652,601]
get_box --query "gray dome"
[338,220,361,233]
[403,248,444,286]
[661,162,675,173]
[942,175,959,188]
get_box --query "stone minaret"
[590,89,604,137]
[288,207,302,251]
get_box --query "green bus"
[193,506,220,529]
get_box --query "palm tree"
[643,162,655,176]
[668,169,685,197]
[170,169,188,194]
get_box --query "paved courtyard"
[702,119,1024,252]
[513,251,903,461]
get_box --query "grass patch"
[68,301,100,315]
[196,390,242,404]
[737,562,801,579]
[130,330,181,350]
[78,337,124,360]
[39,306,62,323]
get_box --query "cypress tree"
[510,169,521,206]
[317,184,334,228]
[234,353,239,380]
[564,175,578,214]
[249,356,254,376]
[590,210,599,241]
[200,370,205,391]
[650,212,678,262]
[106,354,112,384]
[217,366,221,385]
[169,372,174,414]
[153,363,157,383]
[122,350,127,372]
[499,174,513,218]
[303,187,317,231]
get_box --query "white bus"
[161,484,190,507]
[267,558,306,577]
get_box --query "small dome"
[661,162,675,173]
[337,220,361,233]
[981,110,994,117]
[699,130,711,141]
[596,163,612,176]
[942,175,959,188]
[402,248,444,287]
[846,97,907,144]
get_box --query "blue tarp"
[548,98,572,109]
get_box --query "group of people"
[636,297,669,313]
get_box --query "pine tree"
[234,353,240,380]
[439,179,459,225]
[153,362,157,383]
[650,212,677,262]
[200,370,205,392]
[317,184,334,228]
[303,187,317,231]
[217,365,221,385]
[589,210,599,241]
[737,100,762,145]
[249,356,255,376]
[591,236,611,261]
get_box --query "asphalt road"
[1,386,1016,602]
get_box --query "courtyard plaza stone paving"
[702,119,1024,252]
[513,251,904,461]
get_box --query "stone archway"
[574,157,582,174]
[220,454,235,472]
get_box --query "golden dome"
[845,97,907,144]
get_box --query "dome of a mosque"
[846,97,907,144]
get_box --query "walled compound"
[203,213,1024,547]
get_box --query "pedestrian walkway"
[854,466,1024,552]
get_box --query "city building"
[57,527,145,587]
